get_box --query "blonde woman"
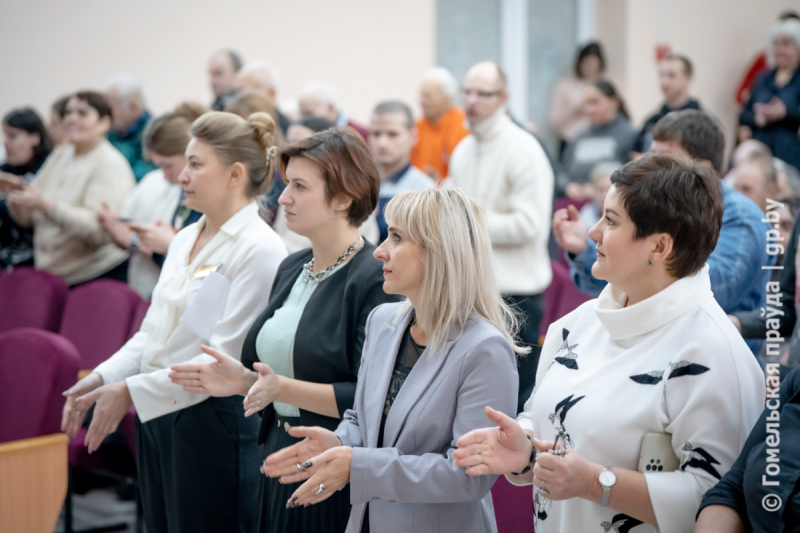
[263,188,522,533]
[61,111,288,533]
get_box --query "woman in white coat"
[454,154,765,533]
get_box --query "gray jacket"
[335,302,519,533]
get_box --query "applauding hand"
[169,345,256,397]
[263,426,342,483]
[453,406,533,476]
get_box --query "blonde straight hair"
[384,188,528,355]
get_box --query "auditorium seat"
[539,261,592,341]
[491,476,534,533]
[0,267,68,333]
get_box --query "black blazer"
[241,242,400,444]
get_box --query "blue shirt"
[377,164,435,242]
[566,183,772,353]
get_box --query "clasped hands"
[453,406,602,502]
[0,174,50,213]
[754,97,787,127]
[61,372,133,453]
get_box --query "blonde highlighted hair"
[384,188,528,355]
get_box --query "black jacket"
[240,243,400,444]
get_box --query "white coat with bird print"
[511,264,765,533]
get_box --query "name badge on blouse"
[179,271,231,340]
[194,263,223,278]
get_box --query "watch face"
[599,469,617,487]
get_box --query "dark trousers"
[135,396,261,533]
[505,293,544,414]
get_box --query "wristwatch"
[598,467,617,507]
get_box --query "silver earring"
[649,259,654,266]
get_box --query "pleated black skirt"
[254,414,352,533]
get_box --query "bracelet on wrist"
[511,434,536,476]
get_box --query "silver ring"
[296,463,304,474]
[315,483,327,495]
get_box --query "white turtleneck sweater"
[447,107,554,295]
[510,265,765,533]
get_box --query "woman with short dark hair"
[455,154,765,533]
[168,126,398,533]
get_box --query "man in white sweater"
[448,61,554,412]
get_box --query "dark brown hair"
[51,95,71,119]
[591,79,630,121]
[575,41,606,78]
[144,101,207,156]
[279,126,379,226]
[71,91,113,122]
[651,109,725,173]
[610,153,723,278]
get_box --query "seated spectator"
[554,110,771,356]
[224,91,284,144]
[695,365,800,532]
[550,41,609,157]
[98,102,207,299]
[578,161,618,228]
[369,100,434,242]
[410,67,469,180]
[298,80,369,140]
[273,123,379,253]
[739,18,800,170]
[631,54,701,156]
[104,74,158,181]
[236,60,291,135]
[732,155,778,213]
[208,49,243,111]
[774,157,800,198]
[731,138,772,168]
[455,154,765,533]
[560,80,636,199]
[0,108,53,268]
[1,91,135,285]
[47,95,70,147]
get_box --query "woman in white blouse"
[454,154,766,533]
[60,111,288,533]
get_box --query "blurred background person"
[298,80,369,140]
[63,111,287,533]
[47,95,71,147]
[550,41,609,159]
[104,74,157,181]
[0,107,53,268]
[209,49,243,111]
[448,61,554,413]
[225,91,284,145]
[236,60,291,136]
[168,127,397,533]
[631,54,701,156]
[1,91,135,285]
[731,155,778,213]
[410,67,469,181]
[560,80,636,199]
[263,188,521,533]
[98,102,207,299]
[739,18,800,170]
[731,138,773,168]
[286,116,336,144]
[578,161,618,228]
[369,100,434,242]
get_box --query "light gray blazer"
[335,302,519,533]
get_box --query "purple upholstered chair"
[539,261,592,341]
[0,267,69,333]
[59,280,142,371]
[0,328,81,443]
[492,476,535,533]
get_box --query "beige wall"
[598,0,799,163]
[0,0,435,127]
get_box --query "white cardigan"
[95,202,287,422]
[447,106,553,295]
[511,265,764,533]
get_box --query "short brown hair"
[652,109,725,173]
[611,153,723,278]
[144,101,207,156]
[279,126,379,226]
[71,91,113,122]
[191,111,278,198]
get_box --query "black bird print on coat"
[551,328,579,370]
[680,442,721,479]
[600,513,644,532]
[629,361,710,385]
[548,394,585,427]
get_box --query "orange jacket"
[410,107,469,180]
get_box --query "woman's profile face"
[179,138,233,213]
[63,97,110,148]
[151,152,188,184]
[2,123,39,166]
[279,156,348,238]
[579,54,602,80]
[587,185,654,287]
[773,35,800,70]
[373,224,425,300]
[584,86,618,126]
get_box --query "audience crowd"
[2,11,800,533]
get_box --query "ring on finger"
[296,462,304,474]
[315,483,326,495]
